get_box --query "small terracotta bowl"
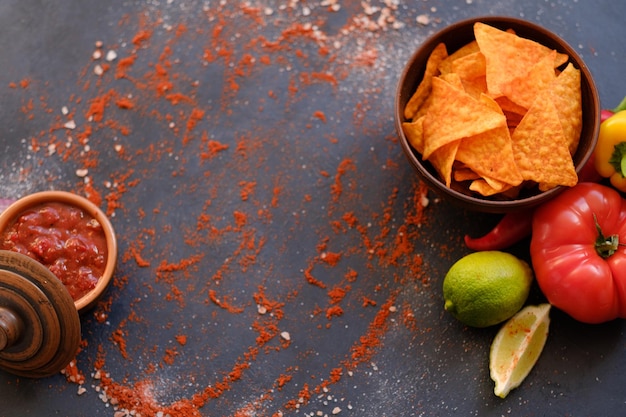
[0,191,117,313]
[395,16,600,213]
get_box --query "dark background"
[0,1,625,416]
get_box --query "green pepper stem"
[609,142,626,177]
[613,95,626,113]
[594,214,620,259]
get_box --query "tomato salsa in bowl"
[0,191,117,313]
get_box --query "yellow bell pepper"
[595,108,626,191]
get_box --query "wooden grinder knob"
[0,251,81,378]
[0,306,23,350]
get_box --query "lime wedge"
[489,303,551,398]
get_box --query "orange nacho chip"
[438,40,480,75]
[438,72,465,90]
[401,116,425,154]
[469,177,513,197]
[404,42,448,120]
[549,63,583,155]
[474,22,568,97]
[495,96,527,119]
[454,166,481,182]
[456,125,523,187]
[511,90,577,187]
[429,140,460,187]
[451,51,486,83]
[500,50,558,110]
[422,77,507,159]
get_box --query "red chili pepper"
[464,209,534,251]
[464,150,603,251]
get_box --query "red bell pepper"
[530,182,626,324]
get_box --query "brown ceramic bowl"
[0,191,117,313]
[395,16,600,213]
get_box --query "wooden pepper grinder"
[0,250,81,378]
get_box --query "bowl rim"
[0,191,118,313]
[395,15,600,213]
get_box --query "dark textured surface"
[0,1,625,416]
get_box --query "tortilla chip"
[429,140,460,187]
[439,72,465,90]
[401,116,425,154]
[549,63,583,155]
[438,40,480,74]
[511,92,577,186]
[456,125,524,186]
[454,166,481,182]
[478,93,504,114]
[474,22,569,96]
[422,77,507,159]
[469,177,512,196]
[459,76,487,99]
[451,52,487,82]
[404,43,448,120]
[500,50,558,110]
[495,96,528,118]
[441,71,486,100]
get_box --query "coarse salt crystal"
[106,50,118,61]
[280,331,291,341]
[64,120,76,130]
[75,169,89,178]
[94,64,104,76]
[416,14,430,25]
[77,386,87,395]
[332,407,341,414]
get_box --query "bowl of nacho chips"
[395,16,599,213]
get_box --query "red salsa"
[0,201,108,301]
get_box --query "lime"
[442,251,533,328]
[489,303,551,398]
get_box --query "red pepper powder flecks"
[5,2,438,416]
